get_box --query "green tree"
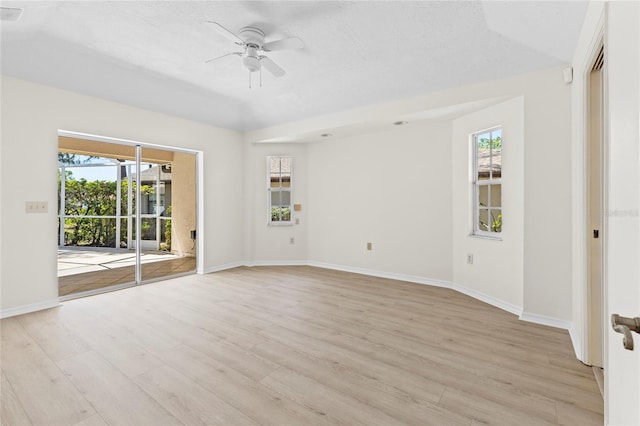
[58,153,97,165]
[477,136,502,150]
[59,170,154,247]
[161,206,172,251]
[271,206,291,222]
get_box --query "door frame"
[585,41,607,369]
[57,129,205,289]
[574,13,606,367]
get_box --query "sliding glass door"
[57,136,197,299]
[57,149,137,296]
[140,147,197,282]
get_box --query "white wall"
[307,121,453,283]
[244,67,572,328]
[2,65,575,332]
[244,142,308,264]
[452,97,524,313]
[0,76,244,315]
[520,74,573,326]
[245,67,573,327]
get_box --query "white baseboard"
[519,311,572,330]
[452,282,523,316]
[245,260,308,267]
[202,260,307,274]
[306,261,453,288]
[202,261,245,274]
[0,299,61,319]
[568,324,583,360]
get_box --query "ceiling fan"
[205,21,304,86]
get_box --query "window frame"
[472,127,503,239]
[267,156,293,226]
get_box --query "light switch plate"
[26,201,48,213]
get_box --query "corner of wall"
[451,96,525,312]
[519,311,573,331]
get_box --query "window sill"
[268,222,293,227]
[469,233,503,241]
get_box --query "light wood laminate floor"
[1,266,603,425]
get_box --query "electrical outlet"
[367,242,372,251]
[290,237,295,245]
[25,201,48,214]
[467,254,473,264]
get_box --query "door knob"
[611,314,640,351]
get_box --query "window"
[473,127,502,237]
[268,156,292,224]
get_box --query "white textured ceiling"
[1,1,588,131]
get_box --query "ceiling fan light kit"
[206,21,304,88]
[242,47,261,73]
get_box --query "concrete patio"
[58,248,196,296]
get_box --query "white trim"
[202,261,246,274]
[0,299,61,319]
[468,233,503,242]
[203,260,308,273]
[519,311,572,330]
[246,260,308,267]
[569,324,584,360]
[307,261,453,288]
[572,3,606,366]
[452,282,523,316]
[196,151,205,274]
[267,156,293,225]
[472,127,503,237]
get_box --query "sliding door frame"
[57,129,204,297]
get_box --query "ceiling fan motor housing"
[239,27,265,47]
[239,27,265,73]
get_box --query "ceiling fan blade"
[259,56,286,77]
[206,21,244,45]
[204,52,242,63]
[263,37,304,52]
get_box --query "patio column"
[59,164,66,247]
[135,145,141,284]
[155,166,161,251]
[116,161,121,249]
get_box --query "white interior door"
[605,2,640,424]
